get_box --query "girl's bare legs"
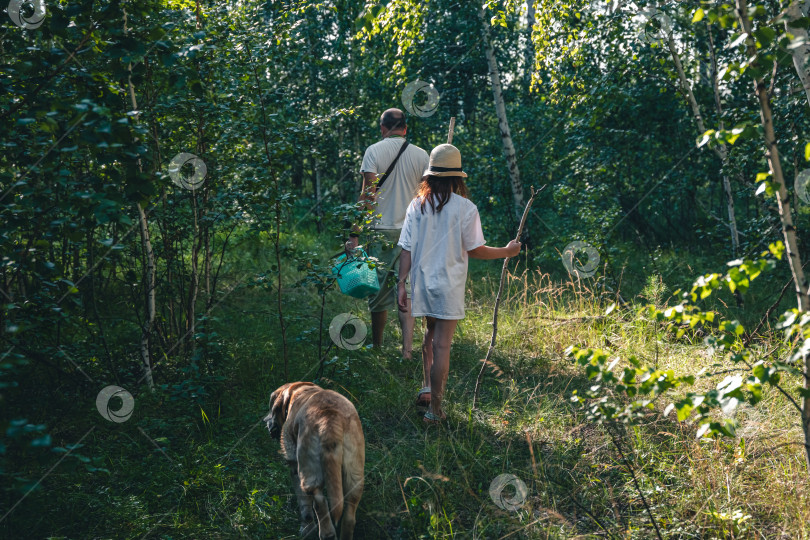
[422,317,436,389]
[428,318,458,419]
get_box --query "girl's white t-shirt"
[398,193,486,319]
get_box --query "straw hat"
[424,144,467,178]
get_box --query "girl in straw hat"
[396,144,521,424]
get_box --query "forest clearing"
[3,0,810,538]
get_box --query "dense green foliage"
[2,0,810,537]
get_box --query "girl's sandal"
[416,387,431,407]
[423,411,445,425]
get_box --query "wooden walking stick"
[472,185,544,409]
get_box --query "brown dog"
[264,382,365,540]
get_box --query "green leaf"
[754,27,776,47]
[675,402,693,421]
[692,8,705,23]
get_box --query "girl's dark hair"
[417,175,469,214]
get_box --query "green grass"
[2,234,809,539]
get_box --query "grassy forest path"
[98,242,807,539]
[3,235,809,539]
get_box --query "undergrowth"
[2,237,808,539]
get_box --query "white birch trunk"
[136,202,156,391]
[786,0,810,108]
[124,9,155,390]
[737,0,810,471]
[480,7,525,221]
[665,29,739,254]
[524,0,535,91]
[707,30,741,256]
[187,0,205,357]
[188,194,200,356]
[315,161,323,232]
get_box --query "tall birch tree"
[736,0,810,468]
[654,7,740,254]
[480,6,526,222]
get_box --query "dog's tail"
[323,433,345,524]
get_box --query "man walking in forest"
[346,108,429,360]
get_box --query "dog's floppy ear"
[264,383,290,432]
[264,382,315,432]
[270,385,292,423]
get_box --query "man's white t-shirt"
[398,194,486,320]
[360,137,429,230]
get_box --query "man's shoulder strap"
[376,140,409,190]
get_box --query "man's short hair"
[380,108,407,131]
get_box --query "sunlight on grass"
[191,243,810,538]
